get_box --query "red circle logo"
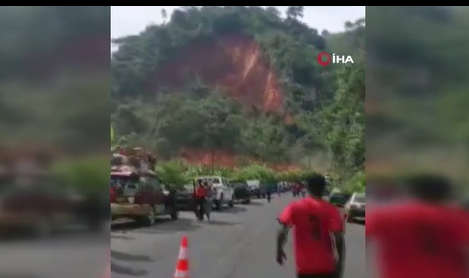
[317,52,331,66]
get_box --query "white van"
[196,176,234,210]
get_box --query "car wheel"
[346,214,354,223]
[214,199,222,210]
[170,208,179,220]
[140,210,156,226]
[228,197,234,207]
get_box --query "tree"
[286,6,304,20]
[111,6,365,180]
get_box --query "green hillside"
[111,6,365,183]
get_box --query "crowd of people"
[292,182,306,198]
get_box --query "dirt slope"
[181,149,301,171]
[150,34,298,168]
[149,35,285,114]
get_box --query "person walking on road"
[266,187,272,203]
[301,184,306,198]
[203,181,212,222]
[292,182,301,198]
[366,174,469,278]
[276,174,345,278]
[194,180,207,221]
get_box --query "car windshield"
[329,193,350,204]
[231,182,246,187]
[197,177,220,184]
[111,175,137,186]
[183,185,194,193]
[353,194,366,203]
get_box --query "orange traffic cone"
[174,235,189,278]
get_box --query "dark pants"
[195,198,205,220]
[297,272,337,278]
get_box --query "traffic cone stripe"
[178,248,188,259]
[174,270,188,277]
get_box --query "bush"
[154,160,317,187]
[52,156,108,196]
[155,160,190,189]
[341,171,365,193]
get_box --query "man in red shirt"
[277,174,345,278]
[367,174,469,278]
[194,180,207,221]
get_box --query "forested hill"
[366,7,469,179]
[111,6,365,176]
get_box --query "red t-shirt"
[195,186,206,198]
[278,197,344,274]
[110,187,116,201]
[366,202,469,278]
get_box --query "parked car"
[174,184,195,211]
[246,180,266,198]
[195,176,234,210]
[230,180,251,204]
[110,165,179,226]
[345,192,366,223]
[0,175,77,236]
[328,190,352,208]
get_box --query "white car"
[196,176,234,210]
[344,193,366,222]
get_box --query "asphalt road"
[111,195,366,278]
[0,231,108,278]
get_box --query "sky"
[111,6,365,39]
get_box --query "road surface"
[0,231,108,278]
[111,195,366,278]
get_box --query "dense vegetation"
[0,6,109,153]
[0,7,110,195]
[367,7,469,186]
[111,6,365,190]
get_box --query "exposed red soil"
[149,34,286,115]
[180,149,301,171]
[149,34,299,169]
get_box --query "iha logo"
[317,52,354,66]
